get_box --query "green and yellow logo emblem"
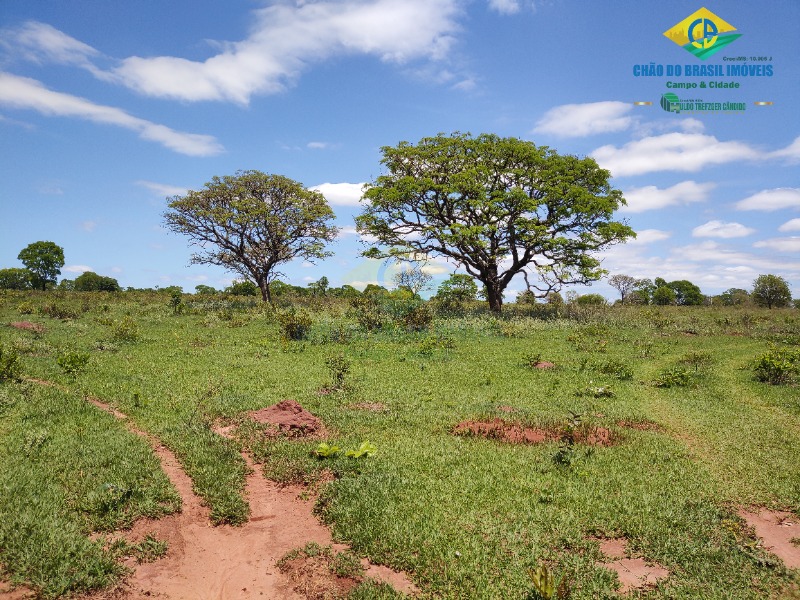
[664,7,741,60]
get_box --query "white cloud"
[628,229,671,245]
[0,72,224,156]
[81,220,97,232]
[692,220,755,239]
[534,101,634,138]
[64,265,92,274]
[771,135,800,161]
[307,141,329,149]
[311,182,365,206]
[137,180,189,197]
[779,218,800,232]
[753,237,800,253]
[735,188,800,211]
[488,0,521,15]
[111,267,123,274]
[91,0,462,104]
[452,77,477,92]
[1,21,99,69]
[621,180,714,213]
[592,133,760,177]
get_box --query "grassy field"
[1,290,799,598]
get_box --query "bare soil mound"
[248,399,323,436]
[453,418,615,446]
[533,360,555,369]
[596,537,669,594]
[739,509,800,569]
[7,321,44,333]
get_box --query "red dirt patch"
[533,360,555,369]
[248,399,323,436]
[0,574,35,600]
[279,554,358,599]
[497,405,518,413]
[452,418,615,446]
[7,321,44,334]
[597,537,669,594]
[739,509,800,569]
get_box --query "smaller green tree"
[17,241,64,290]
[717,288,750,306]
[225,280,259,296]
[0,268,32,290]
[74,271,121,292]
[668,280,704,306]
[435,274,478,304]
[751,274,792,309]
[307,276,330,296]
[653,286,676,305]
[194,284,218,295]
[575,293,607,306]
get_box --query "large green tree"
[751,274,792,309]
[164,170,338,302]
[17,241,64,290]
[356,133,634,312]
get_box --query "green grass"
[1,291,799,598]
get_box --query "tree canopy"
[163,170,338,302]
[73,271,121,292]
[0,268,33,290]
[356,133,634,312]
[17,241,64,290]
[752,274,792,309]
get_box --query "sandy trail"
[84,397,416,599]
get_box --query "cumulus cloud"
[534,101,634,138]
[592,133,760,177]
[735,188,800,211]
[779,218,800,232]
[0,73,224,156]
[692,220,755,239]
[621,180,714,213]
[311,182,365,206]
[753,237,800,253]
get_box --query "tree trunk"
[258,278,272,303]
[486,284,503,313]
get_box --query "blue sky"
[1,0,798,300]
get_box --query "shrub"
[40,302,81,320]
[277,308,312,341]
[325,354,351,391]
[0,344,22,382]
[110,316,140,343]
[653,366,692,388]
[596,359,633,380]
[400,302,433,332]
[753,347,800,385]
[57,351,90,379]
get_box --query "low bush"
[753,347,800,385]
